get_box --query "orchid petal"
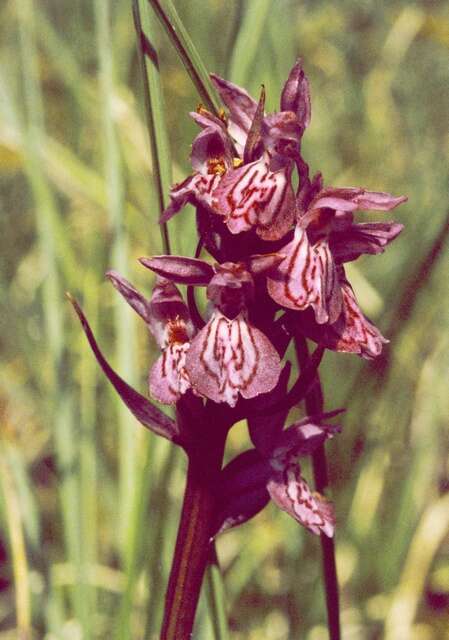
[354,190,408,211]
[140,255,214,286]
[206,263,255,318]
[280,59,311,131]
[247,252,287,276]
[147,278,193,348]
[67,294,178,442]
[149,342,192,405]
[210,73,258,151]
[267,226,321,313]
[309,187,407,214]
[243,85,266,164]
[327,279,388,359]
[212,155,296,240]
[267,461,335,537]
[272,419,340,462]
[189,108,227,132]
[262,111,303,160]
[330,222,404,263]
[160,172,221,224]
[186,311,281,407]
[313,238,343,324]
[106,271,151,323]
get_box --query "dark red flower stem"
[295,337,341,640]
[160,409,228,640]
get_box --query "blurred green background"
[1,0,448,638]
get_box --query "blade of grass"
[143,445,179,639]
[16,0,90,634]
[113,433,177,640]
[0,71,81,292]
[133,0,172,252]
[54,394,90,633]
[79,272,100,620]
[7,446,41,552]
[94,0,138,570]
[204,547,229,640]
[0,444,32,639]
[30,4,93,111]
[227,0,272,87]
[113,437,154,640]
[224,2,244,79]
[147,0,221,116]
[384,491,449,639]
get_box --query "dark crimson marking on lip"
[225,164,255,211]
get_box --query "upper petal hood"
[280,59,311,132]
[210,73,258,151]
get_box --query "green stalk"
[204,547,229,640]
[0,444,32,639]
[227,0,273,87]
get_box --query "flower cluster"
[71,61,406,539]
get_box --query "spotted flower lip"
[211,152,296,241]
[266,417,339,537]
[300,271,389,360]
[267,464,335,537]
[146,280,196,404]
[267,186,407,326]
[282,265,389,360]
[149,338,192,405]
[186,310,281,407]
[266,226,342,324]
